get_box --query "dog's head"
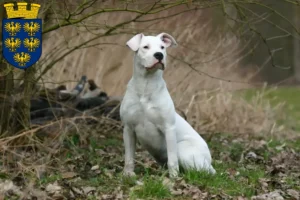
[126,33,177,71]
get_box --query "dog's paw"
[168,169,179,179]
[169,173,178,179]
[123,170,136,177]
[168,163,179,179]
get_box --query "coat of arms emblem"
[2,2,42,69]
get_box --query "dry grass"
[0,96,298,199]
[33,2,257,98]
[180,86,286,138]
[0,84,298,199]
[0,86,287,162]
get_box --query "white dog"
[120,33,215,177]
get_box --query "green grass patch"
[12,113,297,200]
[85,176,108,187]
[183,163,266,197]
[100,138,122,147]
[285,176,300,190]
[229,142,244,161]
[39,173,62,185]
[130,176,171,199]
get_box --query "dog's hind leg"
[177,141,216,174]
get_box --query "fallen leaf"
[170,188,183,195]
[104,169,113,178]
[62,171,77,179]
[45,182,62,195]
[162,177,174,189]
[246,151,257,160]
[136,180,143,186]
[286,189,299,200]
[82,186,96,195]
[91,165,99,171]
[251,190,285,200]
[236,196,248,200]
[71,187,83,195]
[0,180,23,196]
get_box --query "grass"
[242,87,300,110]
[1,133,298,200]
[183,164,266,197]
[0,87,299,199]
[74,130,299,198]
[229,142,244,161]
[288,139,300,151]
[285,176,300,190]
[238,87,300,131]
[130,176,171,199]
[39,174,62,185]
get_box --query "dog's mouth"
[146,62,165,71]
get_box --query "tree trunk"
[13,0,39,132]
[0,3,14,136]
[0,64,14,135]
[1,1,37,134]
[13,67,36,133]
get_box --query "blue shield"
[2,19,42,69]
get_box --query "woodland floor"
[0,87,299,200]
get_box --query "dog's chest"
[125,95,162,125]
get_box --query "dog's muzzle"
[147,62,165,71]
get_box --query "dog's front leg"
[165,125,179,178]
[123,125,136,176]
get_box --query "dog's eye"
[143,45,149,49]
[161,46,165,49]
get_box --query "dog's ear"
[126,33,144,51]
[157,33,177,48]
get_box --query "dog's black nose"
[154,52,163,61]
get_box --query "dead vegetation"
[0,83,298,199]
[184,86,286,137]
[0,113,299,199]
[1,0,300,199]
